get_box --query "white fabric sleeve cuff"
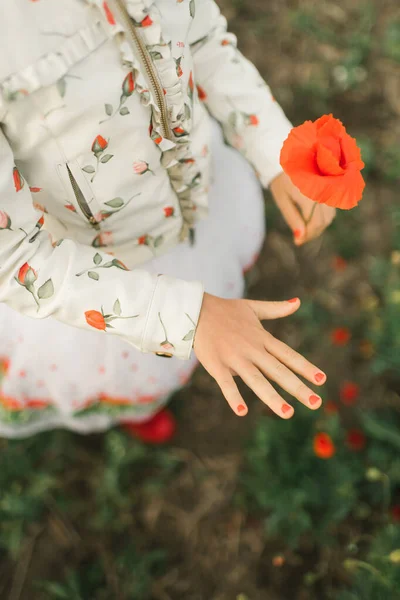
[140,274,204,360]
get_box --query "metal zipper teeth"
[113,0,172,140]
[66,164,100,229]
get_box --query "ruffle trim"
[88,0,204,240]
[0,19,107,108]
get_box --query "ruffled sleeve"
[188,0,293,188]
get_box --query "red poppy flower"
[163,206,174,218]
[346,429,366,451]
[391,505,400,522]
[29,187,42,193]
[99,393,131,406]
[17,262,37,285]
[196,85,207,101]
[103,1,116,25]
[91,135,108,154]
[0,395,23,411]
[188,71,194,93]
[331,327,351,346]
[340,381,360,405]
[13,167,24,192]
[280,114,365,209]
[85,310,106,331]
[324,400,338,415]
[332,255,347,271]
[313,432,336,459]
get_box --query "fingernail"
[293,229,303,238]
[309,394,321,406]
[288,297,299,303]
[281,404,292,414]
[237,404,246,413]
[315,372,326,383]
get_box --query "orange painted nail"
[237,404,246,413]
[288,297,299,303]
[281,404,292,414]
[293,229,303,238]
[309,395,321,406]
[315,372,326,383]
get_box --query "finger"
[274,192,306,241]
[214,368,248,417]
[263,331,327,386]
[238,362,294,419]
[247,297,301,321]
[252,349,322,410]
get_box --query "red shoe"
[120,408,176,444]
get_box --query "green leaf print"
[153,235,164,248]
[82,165,96,174]
[182,329,194,341]
[93,253,102,265]
[88,271,99,281]
[189,0,195,18]
[57,78,67,98]
[105,103,113,116]
[100,154,114,164]
[119,107,130,116]
[113,299,121,316]
[105,197,124,208]
[37,279,54,299]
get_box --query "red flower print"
[29,187,42,193]
[65,203,77,213]
[221,39,231,46]
[137,394,157,404]
[161,342,174,350]
[346,429,366,451]
[0,395,23,411]
[0,357,10,376]
[196,85,207,101]
[85,310,106,331]
[188,71,194,93]
[248,114,259,126]
[13,167,24,192]
[173,126,186,137]
[25,399,50,409]
[92,231,113,248]
[122,72,135,96]
[0,210,11,230]
[17,262,37,285]
[163,206,174,217]
[92,135,108,154]
[140,15,153,27]
[138,234,149,245]
[331,327,351,346]
[313,432,336,459]
[99,393,131,406]
[133,161,153,175]
[37,215,45,227]
[340,381,360,406]
[33,202,47,213]
[103,1,116,25]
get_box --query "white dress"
[0,119,266,438]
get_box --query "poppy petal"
[316,143,345,176]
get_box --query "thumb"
[276,195,306,243]
[247,297,301,321]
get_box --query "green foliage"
[336,524,400,600]
[383,20,400,62]
[237,409,365,549]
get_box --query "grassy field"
[1,1,400,598]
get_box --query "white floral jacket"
[0,0,292,360]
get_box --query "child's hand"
[194,293,326,418]
[270,172,336,246]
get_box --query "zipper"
[66,164,100,229]
[112,0,172,140]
